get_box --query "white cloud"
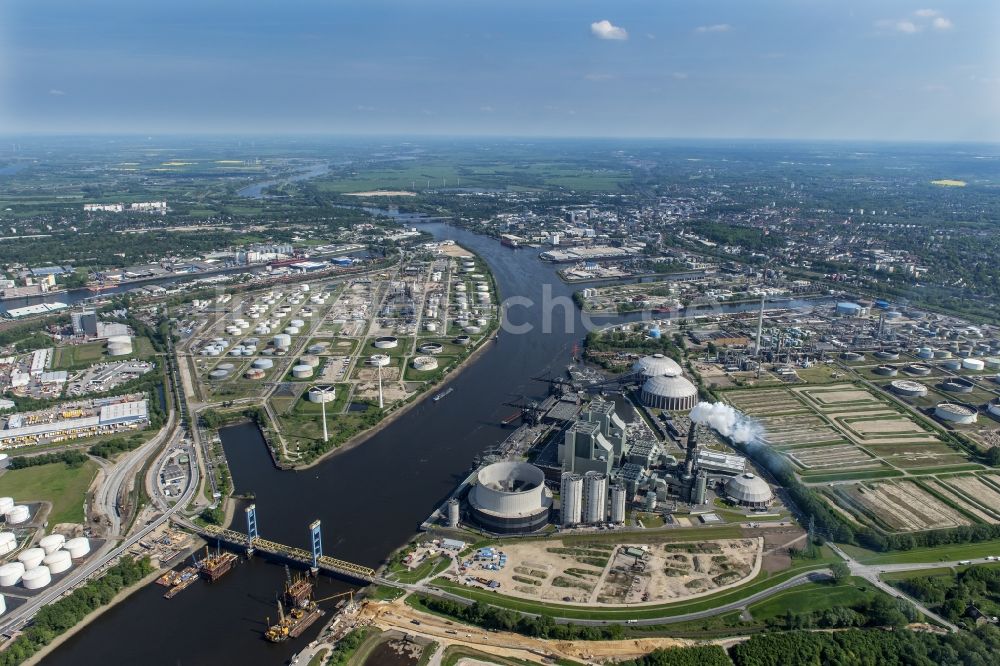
[591,20,628,40]
[671,72,689,80]
[695,24,732,33]
[479,105,494,113]
[877,10,953,34]
[355,104,376,112]
[584,72,614,81]
[49,89,66,96]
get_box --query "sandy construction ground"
[454,538,761,607]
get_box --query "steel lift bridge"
[197,504,377,583]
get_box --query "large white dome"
[633,354,682,378]
[726,473,774,506]
[642,374,697,399]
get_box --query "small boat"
[433,387,454,402]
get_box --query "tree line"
[0,556,154,666]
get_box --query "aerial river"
[44,222,824,665]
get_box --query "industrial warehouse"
[0,397,150,448]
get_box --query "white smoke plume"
[689,402,763,445]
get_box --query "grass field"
[0,460,98,528]
[52,336,155,370]
[747,577,878,622]
[838,539,1000,565]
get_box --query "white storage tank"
[284,326,300,335]
[290,319,305,328]
[17,548,45,570]
[38,534,65,555]
[963,358,985,371]
[21,566,51,590]
[0,532,15,556]
[299,355,320,368]
[0,498,13,515]
[273,334,292,350]
[65,537,91,559]
[291,365,313,379]
[6,506,30,525]
[0,562,25,586]
[251,358,274,370]
[42,550,72,574]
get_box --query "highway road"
[828,543,962,632]
[0,434,200,636]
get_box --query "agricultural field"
[724,384,969,479]
[452,538,760,606]
[832,480,971,532]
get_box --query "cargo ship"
[264,575,324,643]
[163,566,199,599]
[198,548,238,582]
[433,387,454,402]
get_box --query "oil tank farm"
[468,461,552,534]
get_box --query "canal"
[43,222,826,665]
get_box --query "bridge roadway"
[196,525,378,583]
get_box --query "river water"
[43,221,826,665]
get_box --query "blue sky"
[2,0,997,140]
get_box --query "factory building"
[583,472,609,524]
[580,398,627,459]
[559,472,584,526]
[467,461,552,534]
[560,420,614,475]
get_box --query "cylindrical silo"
[21,567,51,589]
[583,472,608,524]
[447,499,460,528]
[291,365,313,379]
[6,506,30,525]
[39,534,65,555]
[610,485,627,524]
[17,548,46,570]
[560,472,584,527]
[692,471,708,505]
[42,550,72,574]
[0,532,15,556]
[65,537,91,559]
[273,334,291,350]
[0,498,13,515]
[0,562,25,586]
